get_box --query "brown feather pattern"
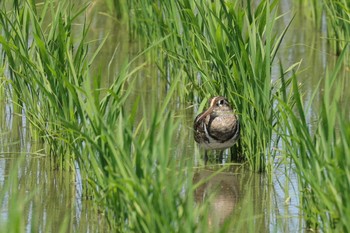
[194,96,240,150]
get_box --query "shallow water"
[192,165,302,232]
[0,0,348,232]
[0,97,108,232]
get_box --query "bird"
[194,96,240,164]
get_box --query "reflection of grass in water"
[0,123,94,232]
[0,157,30,232]
[0,146,108,232]
[0,156,72,232]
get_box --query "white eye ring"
[217,99,225,106]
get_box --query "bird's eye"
[217,99,225,106]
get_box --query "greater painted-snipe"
[194,96,240,164]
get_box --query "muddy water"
[0,0,348,232]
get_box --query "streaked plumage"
[194,96,240,164]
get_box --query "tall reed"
[124,0,297,172]
[323,0,350,56]
[297,0,350,56]
[0,1,216,232]
[0,0,91,169]
[65,72,213,232]
[279,48,350,231]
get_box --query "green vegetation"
[126,0,297,172]
[0,0,349,232]
[298,0,350,56]
[1,1,211,232]
[0,158,73,233]
[280,50,350,231]
[324,0,350,55]
[0,158,27,233]
[0,0,91,170]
